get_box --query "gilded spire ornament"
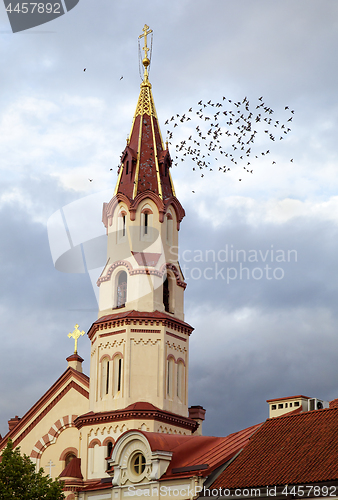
[139,24,153,81]
[68,324,85,354]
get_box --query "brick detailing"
[97,260,133,286]
[30,415,78,459]
[131,329,161,333]
[87,311,193,340]
[160,263,187,289]
[99,329,126,338]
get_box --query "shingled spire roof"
[114,25,176,203]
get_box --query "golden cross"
[68,324,85,354]
[139,24,153,74]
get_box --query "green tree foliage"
[0,439,65,499]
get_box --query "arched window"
[116,271,127,308]
[112,354,123,396]
[117,211,127,242]
[166,213,173,245]
[163,276,170,312]
[141,208,153,240]
[167,357,174,398]
[101,357,110,397]
[163,273,174,313]
[177,360,185,402]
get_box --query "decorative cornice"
[74,405,198,433]
[102,192,185,229]
[87,311,193,341]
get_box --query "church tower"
[74,26,202,480]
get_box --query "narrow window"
[118,358,122,392]
[113,355,123,396]
[177,361,184,402]
[122,215,126,237]
[117,271,127,308]
[126,160,129,175]
[144,212,148,235]
[163,277,169,312]
[107,441,113,458]
[167,358,174,398]
[106,361,110,395]
[101,358,110,397]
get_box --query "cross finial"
[68,324,85,354]
[139,24,153,81]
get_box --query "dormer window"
[126,160,129,175]
[131,453,146,475]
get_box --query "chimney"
[8,415,21,431]
[189,405,206,436]
[66,353,84,372]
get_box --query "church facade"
[2,24,338,500]
[0,25,240,499]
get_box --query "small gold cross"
[68,324,85,354]
[139,24,153,60]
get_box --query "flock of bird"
[164,96,294,184]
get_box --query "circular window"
[131,453,146,475]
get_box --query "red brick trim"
[102,437,115,447]
[160,263,187,289]
[176,357,186,366]
[88,438,101,448]
[166,331,187,342]
[131,329,161,333]
[99,329,126,338]
[167,354,176,362]
[141,207,153,214]
[0,370,89,452]
[103,193,185,229]
[87,311,193,341]
[31,415,78,459]
[99,354,111,363]
[97,260,133,285]
[112,352,123,360]
[60,447,78,461]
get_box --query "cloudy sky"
[1,0,338,438]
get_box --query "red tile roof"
[120,423,261,480]
[212,408,338,489]
[329,398,338,408]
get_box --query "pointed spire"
[114,25,176,203]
